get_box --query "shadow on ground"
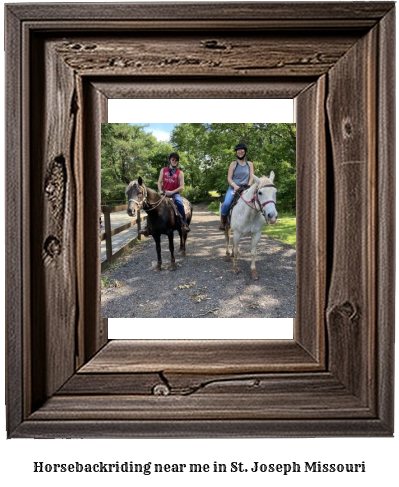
[101,203,296,319]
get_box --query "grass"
[207,200,221,213]
[101,276,111,289]
[263,213,296,248]
[207,201,296,248]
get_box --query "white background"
[1,1,398,486]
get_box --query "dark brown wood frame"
[5,2,395,438]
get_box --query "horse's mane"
[243,176,273,198]
[125,181,137,193]
[256,176,274,187]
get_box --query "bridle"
[255,184,277,211]
[127,184,166,212]
[240,183,277,217]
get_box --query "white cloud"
[150,130,170,142]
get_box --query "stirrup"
[182,224,190,233]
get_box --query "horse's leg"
[224,227,232,262]
[168,231,177,271]
[250,231,262,280]
[153,234,162,272]
[232,231,242,274]
[182,231,188,256]
[178,229,186,256]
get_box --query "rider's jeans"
[172,193,187,223]
[221,186,236,216]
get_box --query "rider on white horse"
[219,142,255,231]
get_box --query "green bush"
[183,185,209,203]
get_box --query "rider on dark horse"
[219,142,255,231]
[158,152,190,234]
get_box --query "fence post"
[137,210,142,240]
[103,206,113,264]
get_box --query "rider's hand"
[233,184,240,192]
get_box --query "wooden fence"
[101,204,147,272]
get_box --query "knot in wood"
[202,40,227,50]
[152,384,170,396]
[44,236,61,258]
[45,181,56,197]
[343,120,353,137]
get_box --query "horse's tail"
[182,197,193,217]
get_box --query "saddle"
[166,197,185,223]
[226,185,250,227]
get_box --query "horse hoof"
[224,255,231,262]
[155,265,162,272]
[169,263,177,271]
[233,267,241,275]
[178,249,186,256]
[250,270,259,280]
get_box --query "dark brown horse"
[126,177,193,271]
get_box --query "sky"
[132,123,177,142]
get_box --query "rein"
[128,185,167,212]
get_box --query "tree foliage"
[101,123,172,203]
[171,123,296,211]
[101,123,296,211]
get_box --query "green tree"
[170,123,296,211]
[101,123,167,203]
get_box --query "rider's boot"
[181,222,190,233]
[219,215,227,231]
[139,228,150,237]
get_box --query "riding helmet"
[234,143,247,153]
[169,152,180,161]
[234,143,247,160]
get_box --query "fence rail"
[101,204,147,272]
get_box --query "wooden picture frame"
[5,2,395,438]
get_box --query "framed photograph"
[5,2,395,437]
[100,116,296,326]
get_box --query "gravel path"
[101,203,296,319]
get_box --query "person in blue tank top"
[219,143,254,230]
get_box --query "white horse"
[224,172,278,280]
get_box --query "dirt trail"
[101,203,296,318]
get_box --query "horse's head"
[125,176,146,218]
[253,172,278,225]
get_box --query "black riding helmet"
[169,152,180,162]
[234,143,247,152]
[234,143,247,160]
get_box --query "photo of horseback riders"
[101,123,296,320]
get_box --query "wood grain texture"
[5,5,25,436]
[92,79,311,99]
[53,34,360,78]
[81,81,109,362]
[14,418,391,439]
[295,76,326,363]
[375,6,395,430]
[5,2,395,438]
[326,26,377,404]
[7,2,394,22]
[79,340,321,374]
[60,371,357,398]
[30,36,78,407]
[29,392,372,421]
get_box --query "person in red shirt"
[158,152,190,233]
